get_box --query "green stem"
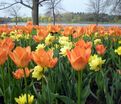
[43,76,51,104]
[101,70,107,95]
[101,70,113,104]
[1,65,7,104]
[77,71,82,104]
[7,60,12,103]
[23,68,28,104]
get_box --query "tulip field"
[0,22,121,104]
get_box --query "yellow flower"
[23,34,31,39]
[32,65,45,80]
[10,31,16,35]
[9,30,23,41]
[58,36,73,53]
[60,46,71,56]
[115,46,121,55]
[10,34,22,41]
[1,32,7,38]
[59,39,72,56]
[94,39,102,45]
[45,34,55,45]
[65,42,73,47]
[89,54,105,71]
[36,44,45,51]
[15,94,34,104]
[59,36,71,47]
[118,40,121,44]
[94,32,98,37]
[59,36,69,45]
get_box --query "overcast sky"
[0,0,89,17]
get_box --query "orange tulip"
[67,46,91,71]
[47,25,62,33]
[61,26,74,36]
[12,68,31,79]
[12,69,23,79]
[72,27,84,38]
[96,44,106,55]
[0,47,8,65]
[0,38,15,51]
[75,39,92,49]
[85,24,97,35]
[33,29,48,43]
[32,49,58,68]
[9,46,31,67]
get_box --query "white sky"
[0,0,89,17]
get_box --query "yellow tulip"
[115,46,121,55]
[36,43,45,51]
[15,94,34,104]
[89,54,105,71]
[32,65,45,80]
[45,34,55,45]
[94,39,102,45]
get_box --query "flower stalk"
[1,65,7,104]
[23,68,28,104]
[77,71,83,104]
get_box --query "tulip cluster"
[0,23,120,104]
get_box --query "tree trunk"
[96,17,99,26]
[95,13,99,26]
[52,7,56,25]
[32,0,39,25]
[15,16,17,25]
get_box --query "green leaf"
[54,94,75,104]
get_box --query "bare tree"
[6,6,21,25]
[88,0,107,25]
[45,0,62,25]
[0,0,49,25]
[106,0,121,14]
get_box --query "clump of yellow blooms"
[22,34,31,39]
[59,36,69,46]
[15,93,34,104]
[94,32,99,37]
[60,46,71,56]
[118,40,121,44]
[89,54,105,71]
[94,39,102,45]
[45,34,55,45]
[1,32,7,38]
[115,46,121,55]
[32,65,47,80]
[35,43,45,51]
[59,36,73,56]
[8,30,31,41]
[9,31,22,41]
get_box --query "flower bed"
[0,23,121,104]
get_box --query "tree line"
[0,0,121,25]
[2,12,121,24]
